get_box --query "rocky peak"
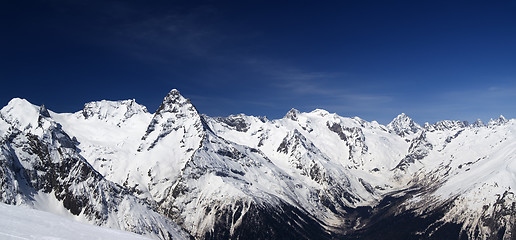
[471,119,485,128]
[488,115,508,127]
[39,105,51,118]
[37,104,53,130]
[149,89,201,124]
[139,89,205,151]
[154,89,194,115]
[387,113,421,137]
[284,108,300,121]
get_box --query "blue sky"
[1,0,515,124]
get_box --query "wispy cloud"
[231,59,397,122]
[243,57,393,108]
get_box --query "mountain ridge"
[1,89,515,239]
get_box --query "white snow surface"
[0,202,152,240]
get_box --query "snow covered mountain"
[1,89,515,239]
[0,98,189,240]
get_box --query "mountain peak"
[488,115,508,127]
[471,119,484,128]
[4,98,34,111]
[284,108,300,121]
[394,113,409,120]
[1,98,40,130]
[39,104,51,118]
[169,88,180,95]
[387,113,421,137]
[155,89,195,115]
[165,89,182,100]
[139,89,204,151]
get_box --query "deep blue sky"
[1,0,515,124]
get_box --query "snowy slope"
[0,202,152,240]
[396,119,516,239]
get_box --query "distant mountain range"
[1,89,514,239]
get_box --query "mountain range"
[1,89,515,239]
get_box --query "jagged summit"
[148,89,200,125]
[471,119,485,128]
[154,89,195,115]
[488,115,508,126]
[39,104,51,118]
[284,108,300,121]
[139,89,204,152]
[387,113,421,137]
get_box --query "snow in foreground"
[0,203,151,240]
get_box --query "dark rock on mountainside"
[214,114,250,132]
[205,201,332,240]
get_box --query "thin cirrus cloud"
[261,69,393,118]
